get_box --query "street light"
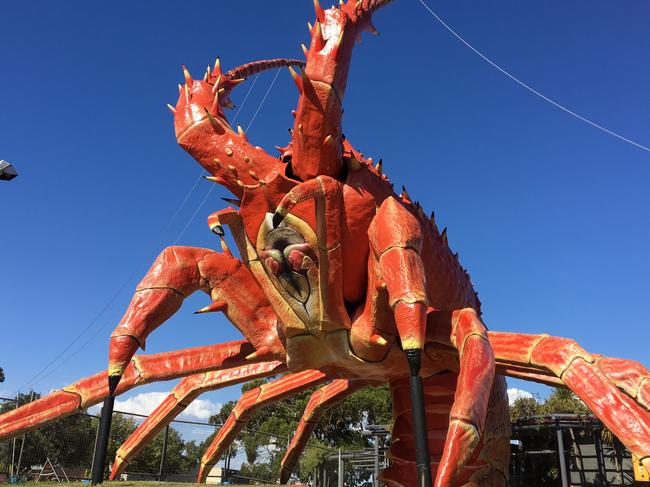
[0,161,17,181]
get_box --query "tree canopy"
[206,377,392,484]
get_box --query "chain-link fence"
[510,415,636,487]
[0,397,640,486]
[0,397,332,485]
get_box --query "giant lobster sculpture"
[1,1,649,486]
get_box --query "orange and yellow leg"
[197,370,329,483]
[109,242,285,393]
[279,379,368,483]
[489,331,650,473]
[369,196,433,485]
[0,340,258,440]
[429,309,495,487]
[109,362,286,479]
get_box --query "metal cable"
[417,0,650,153]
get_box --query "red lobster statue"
[1,1,649,485]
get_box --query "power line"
[14,69,278,395]
[12,272,137,395]
[417,0,650,153]
[14,71,279,396]
[245,69,281,133]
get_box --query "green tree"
[540,388,588,416]
[510,396,541,422]
[0,367,5,382]
[0,392,97,477]
[208,377,392,484]
[106,412,195,477]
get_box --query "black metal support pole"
[91,378,118,485]
[406,349,433,487]
[373,434,380,487]
[157,424,169,481]
[555,418,569,487]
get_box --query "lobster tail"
[382,373,510,487]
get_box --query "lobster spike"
[323,134,333,145]
[194,301,227,315]
[288,66,303,93]
[401,185,411,202]
[245,346,272,362]
[307,22,313,32]
[212,75,222,93]
[440,227,448,246]
[182,65,192,84]
[213,57,221,76]
[331,29,345,58]
[230,78,246,86]
[204,108,220,129]
[204,175,227,185]
[314,22,325,50]
[178,83,183,94]
[429,210,436,225]
[166,104,176,114]
[313,0,325,22]
[301,43,309,58]
[237,125,248,142]
[184,84,190,103]
[367,21,380,36]
[375,158,383,174]
[300,67,312,87]
[221,197,241,207]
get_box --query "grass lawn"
[15,483,281,487]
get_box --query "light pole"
[0,161,18,181]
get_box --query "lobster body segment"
[0,1,649,486]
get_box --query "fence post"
[373,434,379,487]
[221,443,232,482]
[593,430,610,486]
[555,418,569,487]
[338,448,343,487]
[157,424,169,481]
[91,395,115,485]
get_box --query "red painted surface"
[0,1,649,485]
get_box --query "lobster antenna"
[226,58,306,81]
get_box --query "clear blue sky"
[1,1,649,417]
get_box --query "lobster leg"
[109,243,285,392]
[109,362,286,480]
[430,309,495,487]
[369,196,432,486]
[489,331,650,472]
[197,370,329,483]
[0,340,257,440]
[279,379,368,483]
